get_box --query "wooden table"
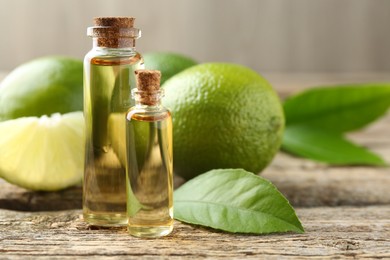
[0,72,389,259]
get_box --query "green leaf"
[282,125,386,166]
[174,169,304,234]
[283,84,390,133]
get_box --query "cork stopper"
[134,70,162,105]
[94,17,135,27]
[87,17,140,48]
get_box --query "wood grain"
[1,114,388,210]
[0,206,389,259]
[0,72,389,258]
[2,1,390,73]
[263,114,390,207]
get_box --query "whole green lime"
[143,52,197,84]
[0,56,83,121]
[163,63,284,180]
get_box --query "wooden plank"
[0,72,389,258]
[1,114,388,210]
[264,72,390,99]
[0,116,389,210]
[0,206,389,259]
[263,113,390,207]
[0,181,81,211]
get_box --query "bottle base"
[83,212,128,227]
[127,224,173,238]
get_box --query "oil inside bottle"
[126,109,173,237]
[83,54,143,226]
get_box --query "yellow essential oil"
[83,17,144,226]
[126,70,173,237]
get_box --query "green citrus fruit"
[0,112,85,191]
[0,56,83,121]
[108,112,152,169]
[162,63,284,180]
[143,52,197,84]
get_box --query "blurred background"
[0,0,390,73]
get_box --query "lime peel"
[0,112,85,191]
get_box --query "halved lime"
[0,112,85,191]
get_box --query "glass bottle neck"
[132,89,164,108]
[134,99,162,108]
[92,38,136,49]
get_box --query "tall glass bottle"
[83,17,144,226]
[126,70,173,237]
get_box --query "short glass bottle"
[126,70,173,237]
[83,17,144,226]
